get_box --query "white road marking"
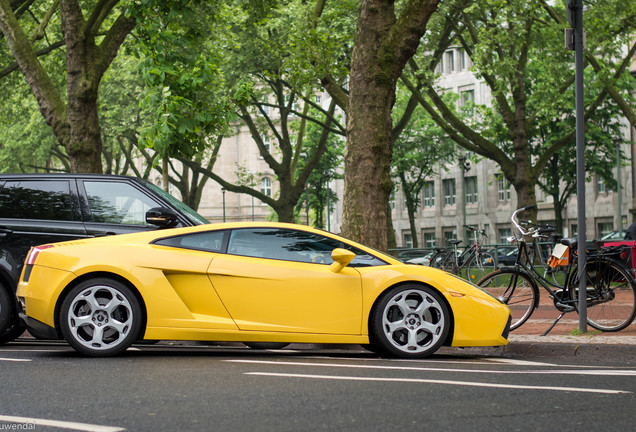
[0,358,31,362]
[227,359,636,376]
[0,415,124,432]
[245,372,630,394]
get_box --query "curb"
[442,335,636,363]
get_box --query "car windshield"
[142,180,209,225]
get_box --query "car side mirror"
[146,207,179,228]
[329,248,356,273]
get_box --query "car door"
[0,179,87,283]
[208,228,363,335]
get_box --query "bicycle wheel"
[477,269,539,331]
[465,251,497,283]
[569,258,636,332]
[431,250,457,273]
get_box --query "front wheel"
[477,269,539,331]
[465,251,497,283]
[370,285,450,358]
[570,258,636,332]
[60,278,143,357]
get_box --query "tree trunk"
[341,0,439,251]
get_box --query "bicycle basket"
[548,243,569,268]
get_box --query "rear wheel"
[431,250,458,274]
[0,317,26,344]
[570,258,636,332]
[465,251,497,283]
[0,287,11,334]
[60,278,143,356]
[477,269,539,331]
[370,285,450,358]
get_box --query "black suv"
[0,174,209,343]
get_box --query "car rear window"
[0,180,75,221]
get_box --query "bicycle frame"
[506,206,575,301]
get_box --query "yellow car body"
[17,222,510,357]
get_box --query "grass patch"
[569,328,602,336]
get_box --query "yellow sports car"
[16,222,510,357]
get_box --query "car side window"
[227,228,387,266]
[154,230,227,253]
[83,181,162,225]
[0,180,75,221]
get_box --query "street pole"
[300,153,309,226]
[617,145,623,236]
[566,0,587,332]
[222,188,226,222]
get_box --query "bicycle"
[477,205,636,334]
[430,225,496,282]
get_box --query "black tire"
[465,251,497,283]
[370,284,450,359]
[60,278,143,357]
[477,269,539,331]
[244,342,290,350]
[431,250,457,274]
[0,286,12,334]
[569,258,636,332]
[0,317,26,344]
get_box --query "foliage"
[126,0,233,161]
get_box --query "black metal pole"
[570,0,587,332]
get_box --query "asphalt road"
[1,340,636,432]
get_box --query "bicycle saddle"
[560,237,577,249]
[448,239,462,245]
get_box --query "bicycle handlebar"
[511,206,558,239]
[463,224,488,238]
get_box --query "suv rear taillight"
[23,244,54,282]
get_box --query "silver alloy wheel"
[381,289,446,354]
[66,285,134,351]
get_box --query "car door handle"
[208,268,235,276]
[0,228,13,237]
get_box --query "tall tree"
[403,0,636,220]
[0,0,135,172]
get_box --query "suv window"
[83,181,162,225]
[0,180,75,221]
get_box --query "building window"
[403,232,413,248]
[443,229,458,244]
[445,50,455,73]
[465,176,478,204]
[497,175,511,201]
[443,179,456,206]
[423,232,436,248]
[423,181,435,207]
[460,49,468,70]
[597,221,613,238]
[597,176,606,194]
[260,177,272,198]
[498,228,512,243]
[460,89,475,106]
